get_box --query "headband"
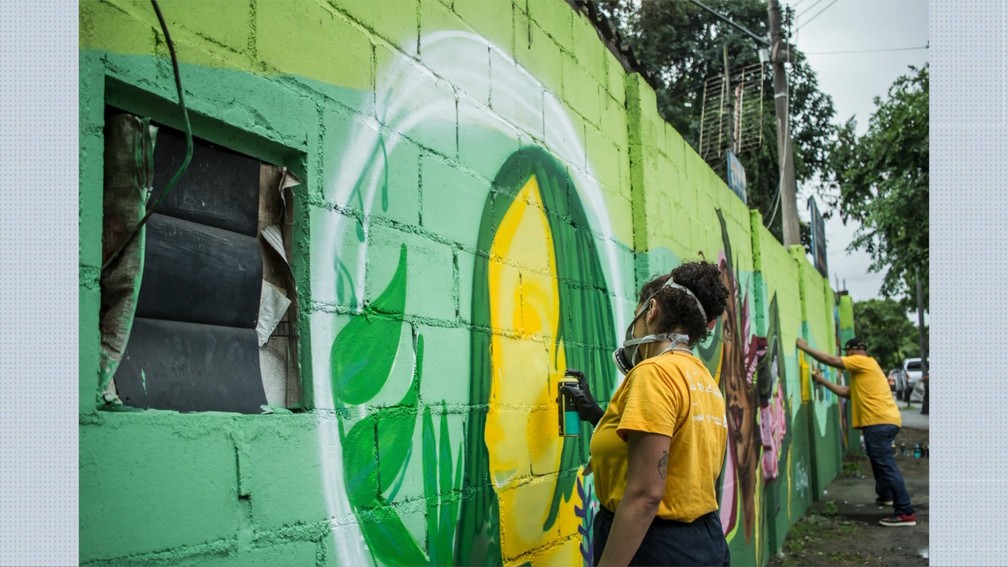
[661,278,708,322]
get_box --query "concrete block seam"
[80,535,237,567]
[323,0,424,55]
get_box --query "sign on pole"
[726,150,747,204]
[807,197,828,277]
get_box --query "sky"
[784,0,929,303]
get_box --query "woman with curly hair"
[568,261,731,566]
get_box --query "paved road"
[798,402,930,566]
[899,401,929,430]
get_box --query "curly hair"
[638,261,729,346]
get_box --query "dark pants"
[862,424,915,516]
[593,506,730,566]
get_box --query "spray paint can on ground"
[558,376,580,437]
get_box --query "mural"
[758,294,791,485]
[758,293,795,557]
[327,145,617,566]
[712,208,766,546]
[833,302,851,452]
[79,3,853,566]
[313,24,631,565]
[703,208,828,564]
[459,147,616,565]
[330,246,464,566]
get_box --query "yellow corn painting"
[485,176,579,563]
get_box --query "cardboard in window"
[99,113,154,390]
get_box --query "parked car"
[909,375,927,403]
[887,367,907,398]
[902,357,924,402]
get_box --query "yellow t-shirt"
[590,351,727,522]
[841,354,902,428]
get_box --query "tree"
[852,298,926,371]
[591,0,837,244]
[826,65,929,304]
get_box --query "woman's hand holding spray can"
[557,369,604,433]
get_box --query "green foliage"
[822,500,839,517]
[592,0,837,244]
[852,298,926,370]
[841,458,862,478]
[772,513,881,567]
[827,66,929,303]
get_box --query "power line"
[685,0,770,47]
[804,45,929,55]
[795,0,839,31]
[795,0,826,19]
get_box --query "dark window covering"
[104,115,300,413]
[149,127,261,236]
[135,213,262,328]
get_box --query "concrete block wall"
[792,245,847,501]
[749,213,818,562]
[79,0,854,565]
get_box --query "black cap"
[844,337,867,350]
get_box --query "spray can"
[558,375,581,437]
[900,442,906,456]
[913,442,921,458]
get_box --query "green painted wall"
[79,0,853,565]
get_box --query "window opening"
[99,111,301,413]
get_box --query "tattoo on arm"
[657,450,668,479]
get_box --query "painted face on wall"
[758,313,789,484]
[719,256,759,542]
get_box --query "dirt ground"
[768,424,929,567]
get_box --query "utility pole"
[916,267,929,414]
[723,44,735,154]
[767,0,800,246]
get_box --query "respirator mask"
[611,278,708,376]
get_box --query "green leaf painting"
[422,407,440,564]
[423,402,462,566]
[330,244,408,405]
[343,415,380,508]
[340,346,431,566]
[357,507,428,567]
[332,244,465,565]
[378,336,422,496]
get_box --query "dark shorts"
[593,505,730,566]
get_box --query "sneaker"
[879,513,917,527]
[874,497,893,506]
